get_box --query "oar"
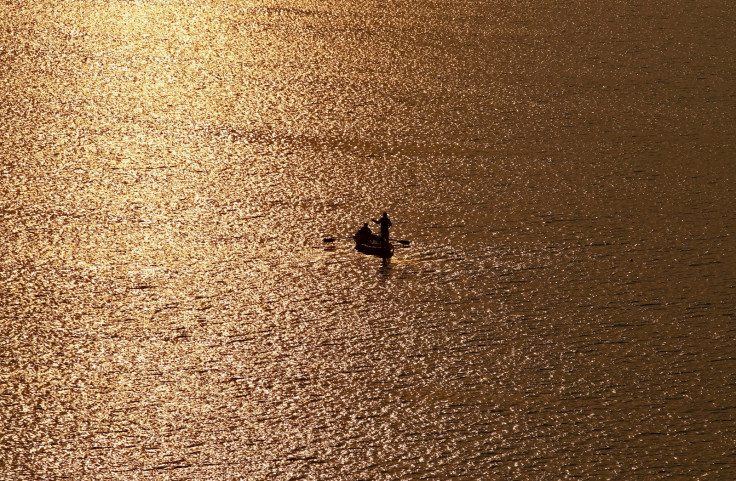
[323,236,350,243]
[324,236,410,246]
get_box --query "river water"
[1,1,735,479]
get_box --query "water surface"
[1,1,735,479]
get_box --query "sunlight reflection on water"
[1,0,735,479]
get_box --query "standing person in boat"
[372,212,392,246]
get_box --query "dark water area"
[1,1,735,479]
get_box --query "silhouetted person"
[372,212,392,245]
[354,223,373,243]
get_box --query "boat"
[353,232,394,258]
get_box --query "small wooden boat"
[353,232,394,258]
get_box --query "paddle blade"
[396,239,411,246]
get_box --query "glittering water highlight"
[1,1,734,479]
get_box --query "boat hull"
[353,235,394,258]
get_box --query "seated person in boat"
[354,223,373,243]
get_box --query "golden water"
[2,1,735,479]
